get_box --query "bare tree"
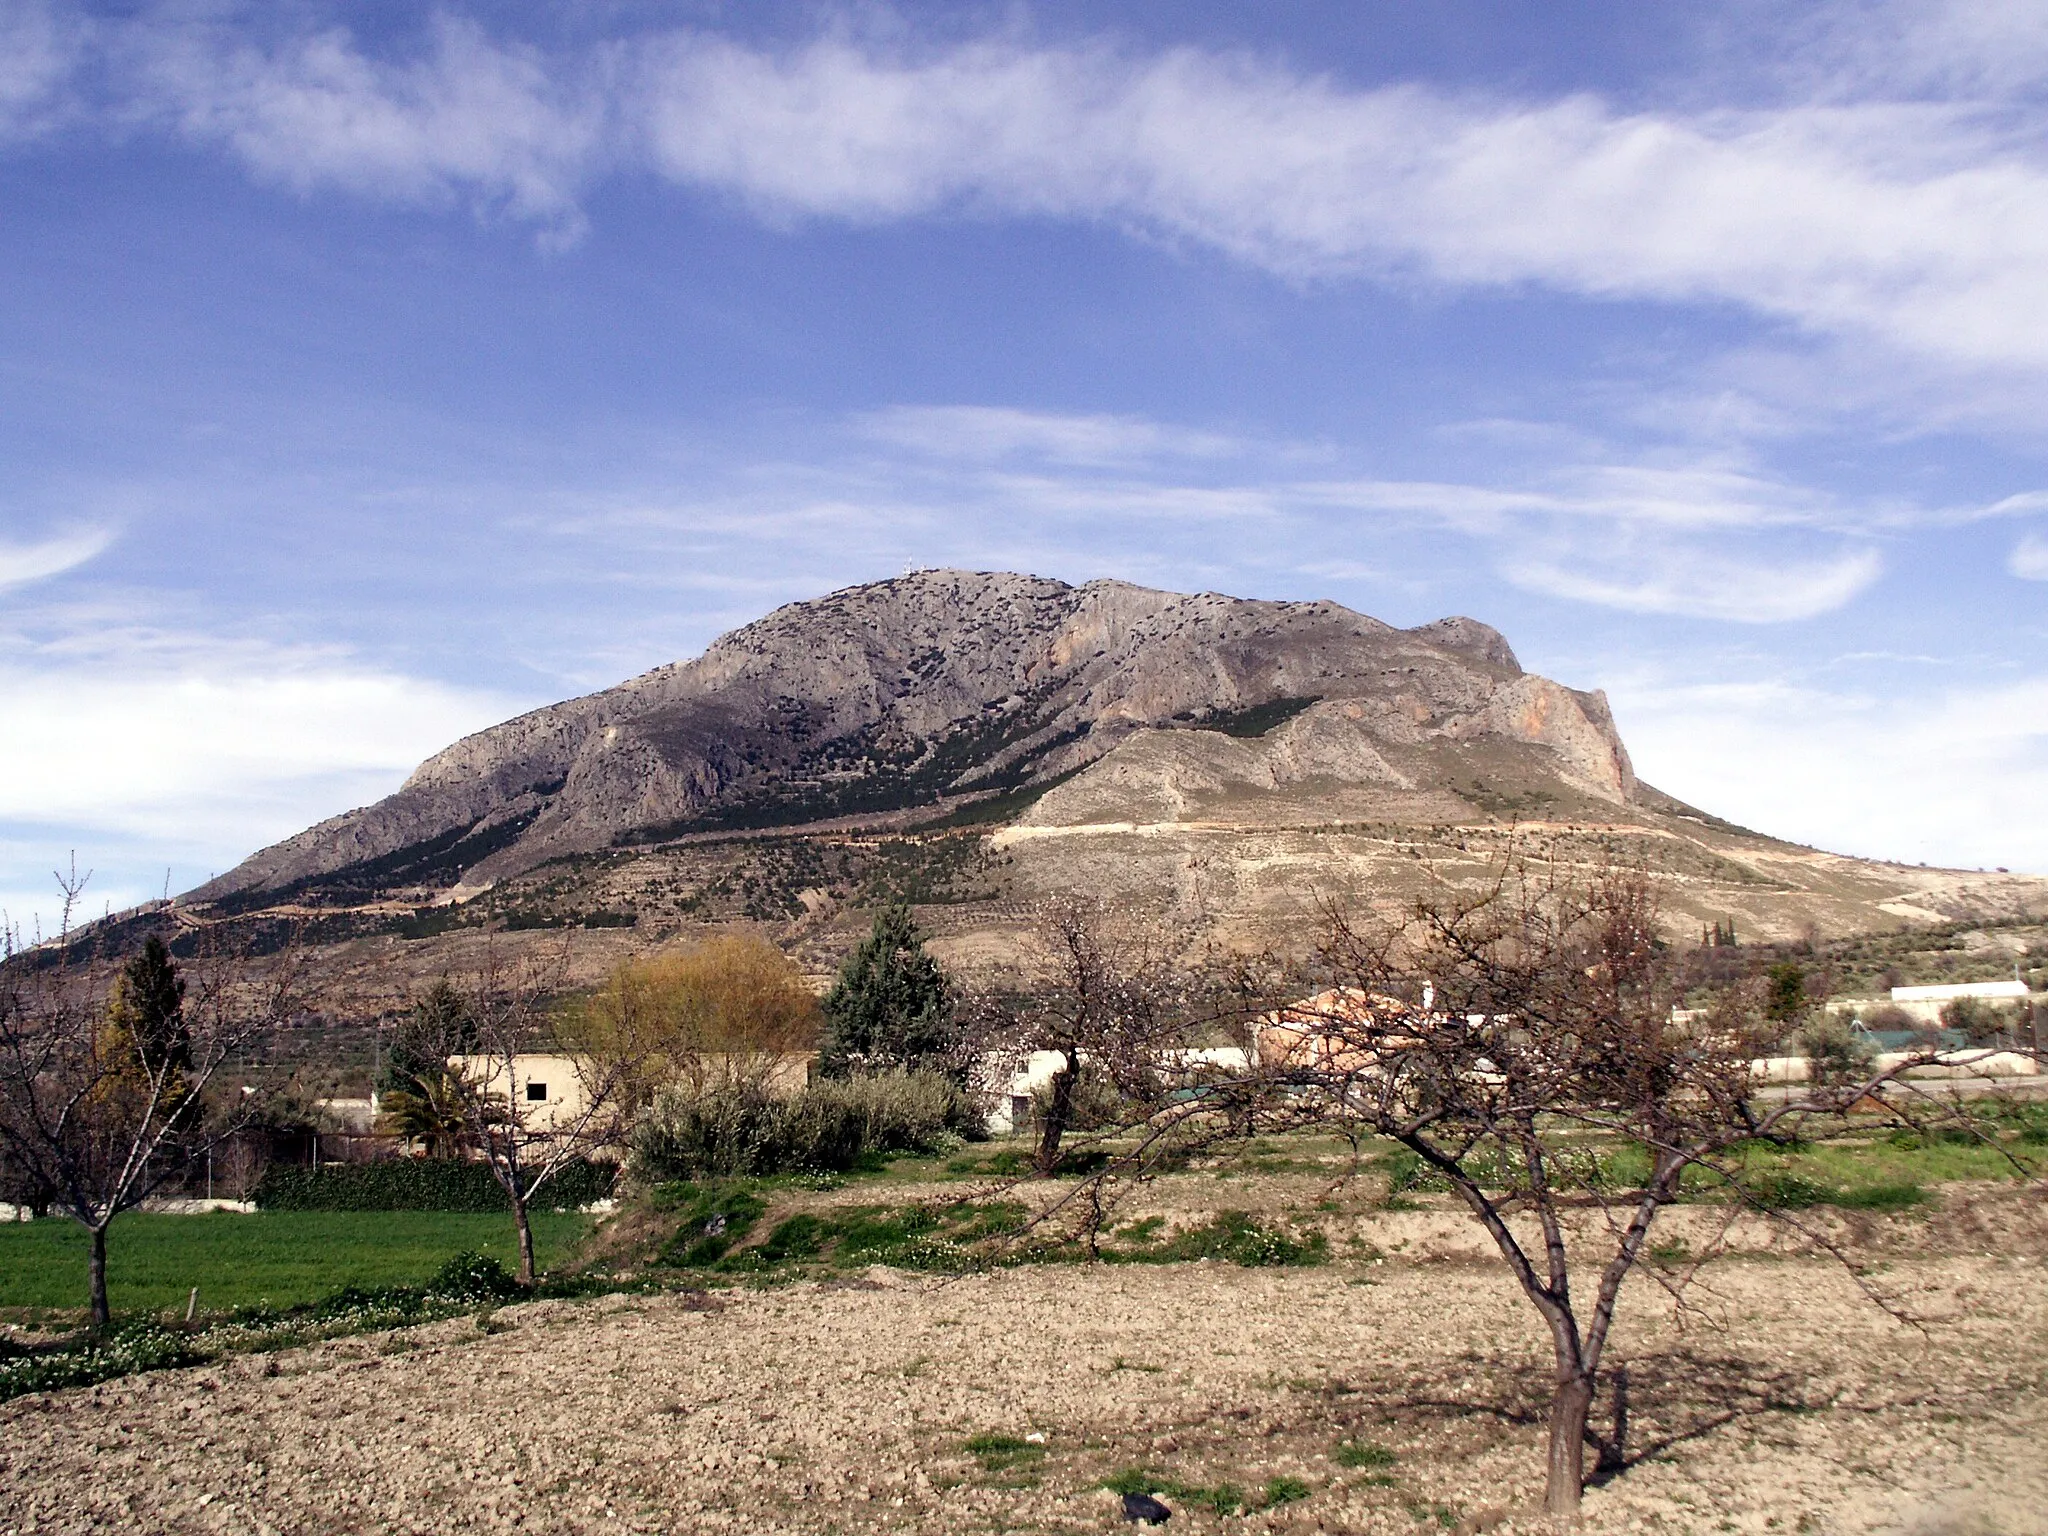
[1257,860,2004,1515]
[973,898,1205,1176]
[407,945,639,1286]
[0,872,298,1329]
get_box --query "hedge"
[253,1158,616,1212]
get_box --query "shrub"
[632,1085,837,1179]
[813,1070,980,1153]
[629,1071,975,1180]
[429,1251,524,1301]
[253,1158,615,1212]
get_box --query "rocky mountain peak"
[193,572,1634,908]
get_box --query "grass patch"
[964,1433,1047,1472]
[655,1185,769,1267]
[1832,1181,1929,1212]
[654,1186,1031,1277]
[1102,1467,1312,1515]
[0,1210,592,1316]
[1745,1172,1929,1212]
[1110,1212,1327,1268]
[1334,1439,1397,1469]
[0,1250,583,1402]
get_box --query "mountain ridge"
[167,570,2048,1013]
[195,570,1632,906]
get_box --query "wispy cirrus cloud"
[563,404,1910,624]
[0,0,85,143]
[1506,543,1883,623]
[0,526,113,591]
[6,5,2048,378]
[2010,531,2048,580]
[854,405,1251,468]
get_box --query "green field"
[0,1210,592,1318]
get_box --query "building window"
[526,1081,548,1101]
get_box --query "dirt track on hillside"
[4,1244,2045,1536]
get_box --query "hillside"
[153,570,2045,1011]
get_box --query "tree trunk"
[512,1191,536,1287]
[1544,1370,1595,1515]
[1035,1054,1078,1175]
[88,1223,111,1333]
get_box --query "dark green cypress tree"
[817,904,955,1077]
[112,935,189,1073]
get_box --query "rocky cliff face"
[193,571,1637,906]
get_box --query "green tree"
[1764,961,1807,1028]
[107,936,190,1076]
[379,979,475,1099]
[817,904,955,1077]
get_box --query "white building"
[1890,980,2029,1003]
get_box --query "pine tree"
[817,904,954,1077]
[379,979,476,1097]
[1765,961,1808,1025]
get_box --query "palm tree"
[376,1072,479,1158]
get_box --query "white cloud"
[128,13,606,229]
[4,9,2039,374]
[1505,544,1883,622]
[1610,668,2048,872]
[0,0,84,142]
[2010,531,2048,580]
[0,641,523,931]
[632,46,2048,370]
[0,526,113,590]
[855,405,1246,467]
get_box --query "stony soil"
[4,1206,2045,1536]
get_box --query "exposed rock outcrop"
[192,572,1629,906]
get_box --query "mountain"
[179,571,2045,1005]
[194,571,1628,904]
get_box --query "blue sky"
[3,0,2047,932]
